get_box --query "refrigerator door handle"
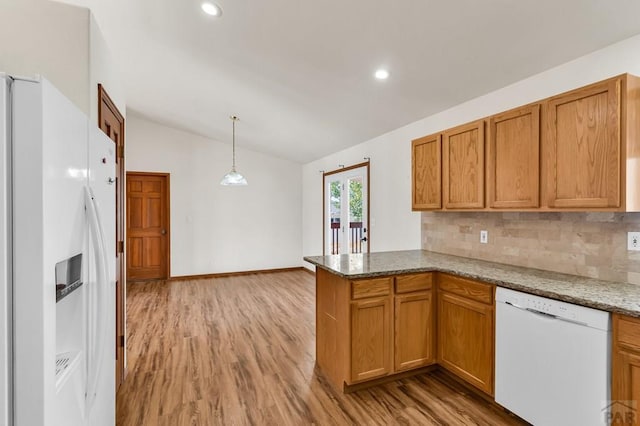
[84,186,111,413]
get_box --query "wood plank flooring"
[116,271,526,425]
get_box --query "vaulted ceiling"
[57,0,640,162]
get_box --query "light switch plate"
[480,230,488,244]
[629,232,640,251]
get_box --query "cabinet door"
[613,349,640,426]
[395,291,434,372]
[437,291,494,395]
[443,120,485,209]
[488,105,540,208]
[613,314,640,425]
[412,134,442,210]
[350,297,392,383]
[545,78,621,208]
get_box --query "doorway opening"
[323,162,370,255]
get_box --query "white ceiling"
[57,0,640,163]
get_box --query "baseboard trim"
[302,267,316,276]
[169,266,307,281]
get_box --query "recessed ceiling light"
[201,2,222,17]
[375,69,390,80]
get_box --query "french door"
[323,164,369,255]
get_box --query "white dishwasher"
[495,287,611,426]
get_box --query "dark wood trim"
[126,171,171,177]
[322,160,370,255]
[302,267,316,276]
[322,176,326,256]
[366,160,371,251]
[126,171,171,280]
[323,161,370,177]
[167,267,307,282]
[97,84,127,389]
[98,83,124,127]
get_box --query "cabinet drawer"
[616,314,640,350]
[437,274,493,305]
[395,273,433,294]
[351,277,391,300]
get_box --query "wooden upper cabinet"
[488,105,540,208]
[410,73,640,212]
[545,77,622,208]
[443,120,485,209]
[412,134,442,210]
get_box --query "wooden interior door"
[126,173,170,280]
[98,85,126,390]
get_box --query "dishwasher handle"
[505,301,558,319]
[504,300,589,326]
[526,307,558,320]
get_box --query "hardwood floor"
[116,271,526,425]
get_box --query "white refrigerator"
[0,74,116,426]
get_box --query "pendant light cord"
[231,115,238,170]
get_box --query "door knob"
[161,229,166,235]
[361,237,367,242]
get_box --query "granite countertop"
[303,250,640,318]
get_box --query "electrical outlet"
[480,230,488,244]
[628,232,640,251]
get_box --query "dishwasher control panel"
[495,287,610,330]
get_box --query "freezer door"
[13,77,88,426]
[0,75,12,426]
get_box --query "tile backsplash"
[421,212,640,284]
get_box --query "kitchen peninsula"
[304,250,640,401]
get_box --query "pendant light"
[220,115,248,186]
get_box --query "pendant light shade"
[220,115,248,186]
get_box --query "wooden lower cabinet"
[612,314,640,425]
[437,276,495,396]
[316,270,436,389]
[351,296,392,382]
[316,269,495,395]
[395,291,434,372]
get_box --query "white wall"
[89,13,125,122]
[126,113,302,276]
[0,1,90,114]
[0,2,125,120]
[302,33,640,269]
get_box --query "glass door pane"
[347,176,364,254]
[329,179,342,255]
[324,165,368,255]
[325,177,342,255]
